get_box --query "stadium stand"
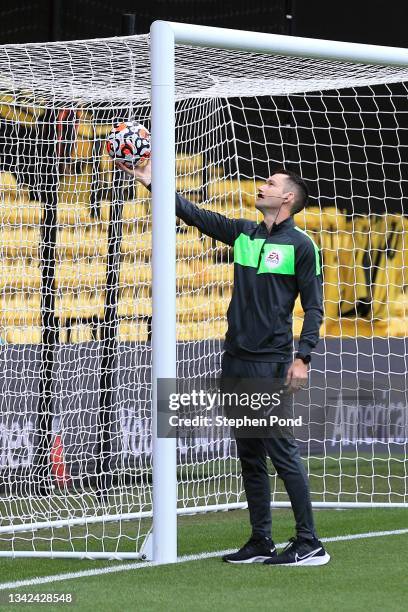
[0,109,407,345]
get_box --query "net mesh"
[0,33,407,557]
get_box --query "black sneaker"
[223,536,277,564]
[263,537,330,566]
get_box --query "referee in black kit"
[118,158,330,567]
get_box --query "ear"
[283,190,295,205]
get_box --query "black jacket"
[175,192,323,362]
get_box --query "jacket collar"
[259,215,295,235]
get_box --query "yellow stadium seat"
[135,183,151,201]
[56,261,106,289]
[99,155,113,187]
[323,317,388,338]
[123,201,150,225]
[119,320,149,342]
[207,178,261,209]
[55,294,104,321]
[57,206,92,226]
[118,295,152,319]
[3,326,42,344]
[99,200,150,225]
[292,316,304,338]
[176,230,204,258]
[0,172,18,199]
[176,261,205,291]
[294,206,324,233]
[367,215,405,318]
[0,227,40,258]
[177,295,212,323]
[229,206,258,221]
[0,101,38,126]
[391,293,408,318]
[177,293,230,322]
[321,207,348,231]
[237,179,260,208]
[207,179,236,204]
[120,286,150,300]
[119,261,152,286]
[335,214,406,322]
[133,284,151,299]
[199,201,258,222]
[95,201,109,224]
[0,294,41,326]
[175,154,203,175]
[0,199,42,225]
[0,261,108,291]
[58,168,92,207]
[176,175,203,193]
[176,319,227,341]
[294,206,349,321]
[76,121,95,139]
[198,201,225,215]
[294,206,347,234]
[57,227,108,258]
[388,317,408,337]
[121,231,151,259]
[206,165,224,180]
[120,260,206,291]
[71,138,94,160]
[202,263,233,286]
[68,324,94,343]
[98,201,110,223]
[293,296,303,317]
[125,219,151,235]
[0,262,41,290]
[216,290,233,314]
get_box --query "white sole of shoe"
[298,552,331,566]
[275,552,331,567]
[224,555,276,564]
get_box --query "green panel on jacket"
[233,233,265,267]
[234,233,295,275]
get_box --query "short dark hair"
[270,167,309,215]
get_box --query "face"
[255,173,294,214]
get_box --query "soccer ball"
[106,121,151,168]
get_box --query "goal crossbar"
[164,21,408,67]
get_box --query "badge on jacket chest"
[265,250,281,268]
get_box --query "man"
[117,158,330,567]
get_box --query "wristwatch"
[295,353,311,365]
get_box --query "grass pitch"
[0,507,406,611]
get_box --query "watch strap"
[295,352,311,364]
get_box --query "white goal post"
[151,21,408,563]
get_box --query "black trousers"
[221,351,316,541]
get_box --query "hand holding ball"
[106,121,151,168]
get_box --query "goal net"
[0,29,407,559]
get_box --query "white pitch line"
[0,528,407,592]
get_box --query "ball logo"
[265,250,281,268]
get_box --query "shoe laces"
[246,535,272,549]
[282,537,298,552]
[283,536,318,553]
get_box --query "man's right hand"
[115,159,151,188]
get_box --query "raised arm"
[116,160,242,246]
